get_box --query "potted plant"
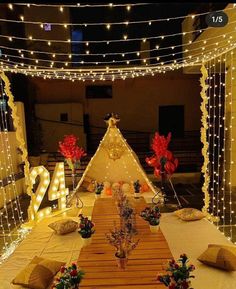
[119,198,137,235]
[106,224,139,269]
[94,182,104,199]
[140,205,161,233]
[52,263,84,289]
[157,254,195,289]
[78,214,95,247]
[133,180,141,199]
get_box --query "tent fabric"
[75,123,157,195]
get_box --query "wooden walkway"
[79,198,173,289]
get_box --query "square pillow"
[12,256,65,289]
[198,244,236,271]
[174,208,206,221]
[48,219,78,235]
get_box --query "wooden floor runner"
[79,198,172,289]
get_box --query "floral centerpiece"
[59,134,86,191]
[52,263,84,289]
[120,199,137,236]
[106,224,139,269]
[140,205,161,233]
[133,180,141,199]
[157,254,195,289]
[94,182,104,198]
[78,214,95,246]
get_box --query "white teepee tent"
[75,115,157,195]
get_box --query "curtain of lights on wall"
[206,51,236,243]
[0,77,25,262]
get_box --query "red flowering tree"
[146,132,178,178]
[58,134,86,172]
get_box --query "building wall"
[30,71,201,141]
[35,103,86,152]
[182,3,235,74]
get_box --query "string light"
[1,38,235,73]
[1,45,234,82]
[2,5,235,26]
[74,122,157,197]
[1,18,236,45]
[202,51,236,242]
[0,77,26,261]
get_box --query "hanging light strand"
[1,18,236,45]
[5,4,235,25]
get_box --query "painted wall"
[35,103,86,152]
[30,71,201,139]
[182,3,235,74]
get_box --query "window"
[86,85,112,99]
[60,113,68,122]
[71,29,83,67]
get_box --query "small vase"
[82,237,92,247]
[95,194,101,199]
[116,256,128,269]
[149,224,160,233]
[134,192,140,199]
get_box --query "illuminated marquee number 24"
[29,162,69,221]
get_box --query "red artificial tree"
[146,132,179,202]
[59,134,86,191]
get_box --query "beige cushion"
[198,244,236,271]
[48,219,78,235]
[174,208,206,221]
[81,176,95,192]
[12,256,65,289]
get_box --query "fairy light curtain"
[0,74,29,263]
[201,52,236,243]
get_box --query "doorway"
[159,105,184,137]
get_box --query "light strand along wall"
[202,51,236,243]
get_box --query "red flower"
[146,132,178,177]
[182,280,189,289]
[174,264,179,269]
[169,283,176,289]
[59,134,86,162]
[70,269,78,277]
[60,266,66,273]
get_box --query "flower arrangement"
[105,224,139,259]
[95,182,104,195]
[146,132,178,178]
[58,134,86,172]
[120,200,137,235]
[52,263,84,289]
[78,214,95,239]
[140,205,161,226]
[133,180,141,193]
[157,254,195,289]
